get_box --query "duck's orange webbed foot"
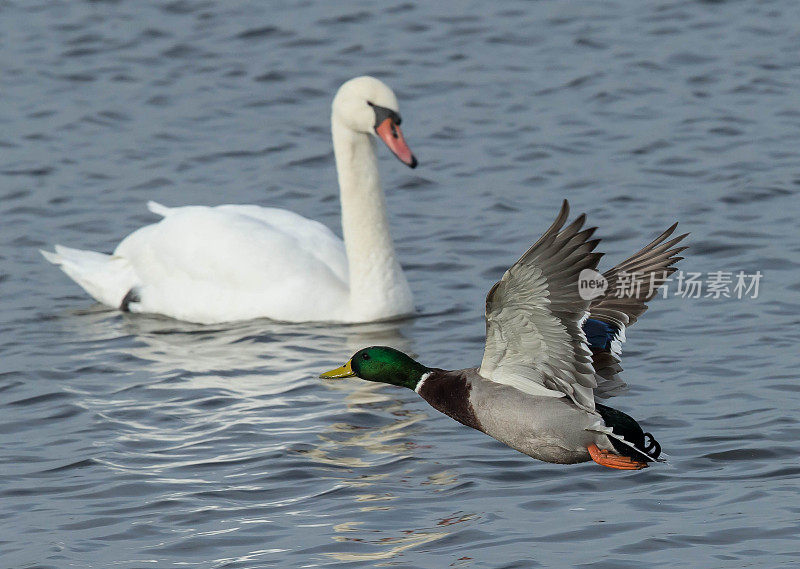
[588,443,648,470]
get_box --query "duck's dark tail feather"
[595,403,662,462]
[641,432,661,460]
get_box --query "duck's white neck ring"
[415,371,432,394]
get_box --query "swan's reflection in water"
[57,307,477,563]
[329,524,448,562]
[120,313,416,376]
[304,346,481,562]
[294,356,429,478]
[315,424,478,564]
[61,305,414,376]
[326,512,481,563]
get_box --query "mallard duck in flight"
[321,200,687,470]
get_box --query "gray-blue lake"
[2,1,799,567]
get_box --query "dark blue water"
[2,1,800,567]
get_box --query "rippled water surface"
[3,1,800,567]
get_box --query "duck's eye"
[361,353,370,361]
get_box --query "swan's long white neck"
[332,117,413,320]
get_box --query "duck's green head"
[320,346,429,390]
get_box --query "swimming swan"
[42,76,418,324]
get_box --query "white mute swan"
[42,76,418,324]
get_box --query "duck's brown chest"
[416,370,484,432]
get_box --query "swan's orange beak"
[375,118,417,168]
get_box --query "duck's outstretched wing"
[589,224,689,333]
[478,200,602,412]
[584,225,688,397]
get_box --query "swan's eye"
[368,102,402,130]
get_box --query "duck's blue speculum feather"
[583,318,619,352]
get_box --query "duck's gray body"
[417,368,615,464]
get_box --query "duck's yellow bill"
[319,359,355,379]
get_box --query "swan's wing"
[478,200,603,412]
[216,204,349,282]
[585,224,688,397]
[114,204,349,322]
[119,204,348,285]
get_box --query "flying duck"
[321,200,687,470]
